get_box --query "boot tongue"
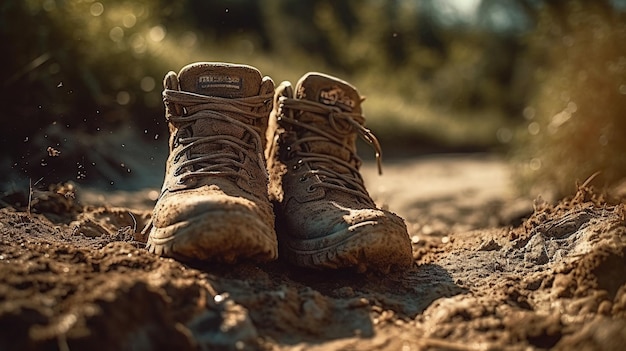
[174,63,264,176]
[177,62,262,98]
[293,73,364,172]
[295,73,362,114]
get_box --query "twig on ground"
[128,211,137,233]
[581,171,601,189]
[27,177,44,217]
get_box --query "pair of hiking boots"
[143,62,412,272]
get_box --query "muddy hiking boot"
[266,73,413,272]
[144,62,278,263]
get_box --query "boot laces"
[163,89,271,184]
[277,96,383,200]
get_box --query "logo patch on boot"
[198,75,242,90]
[319,86,355,109]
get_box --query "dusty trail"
[1,155,625,350]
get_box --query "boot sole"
[280,221,413,272]
[147,211,278,263]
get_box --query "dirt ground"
[1,155,625,351]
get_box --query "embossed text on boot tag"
[198,75,242,90]
[319,86,355,110]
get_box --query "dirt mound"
[0,183,625,350]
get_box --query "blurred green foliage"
[513,1,626,197]
[1,0,625,196]
[1,0,184,188]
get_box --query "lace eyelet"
[173,166,182,176]
[299,176,308,182]
[292,159,304,170]
[285,146,297,160]
[177,175,197,186]
[306,185,316,193]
